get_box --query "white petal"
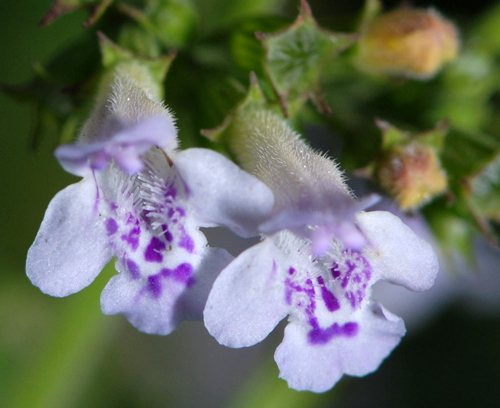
[101,248,233,335]
[178,247,234,321]
[204,240,288,347]
[356,211,439,291]
[275,302,405,392]
[26,177,112,296]
[171,148,274,237]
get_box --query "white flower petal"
[26,177,112,296]
[172,148,274,237]
[356,210,439,291]
[101,247,233,335]
[204,240,288,347]
[275,302,405,392]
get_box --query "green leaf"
[469,153,500,221]
[441,128,500,185]
[463,154,500,248]
[424,198,477,264]
[258,0,356,117]
[118,0,197,49]
[1,35,100,148]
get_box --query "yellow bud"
[378,143,447,210]
[358,8,459,79]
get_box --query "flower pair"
[27,69,438,392]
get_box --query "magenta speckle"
[345,292,356,308]
[307,319,359,345]
[288,267,296,275]
[146,263,195,299]
[126,213,135,225]
[161,224,173,242]
[105,218,118,235]
[179,228,195,253]
[169,263,195,286]
[120,225,140,251]
[317,277,340,312]
[284,276,316,310]
[164,183,177,200]
[148,274,162,299]
[126,259,140,280]
[332,251,373,310]
[145,237,166,262]
[331,263,341,279]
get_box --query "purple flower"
[204,210,438,392]
[27,73,274,335]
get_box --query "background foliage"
[1,1,500,407]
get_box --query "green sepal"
[257,0,357,117]
[376,119,409,151]
[40,0,113,28]
[98,32,176,99]
[201,72,277,143]
[376,119,447,152]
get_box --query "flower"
[27,69,274,335]
[226,108,377,255]
[204,92,439,392]
[204,210,438,392]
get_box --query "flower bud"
[378,142,447,210]
[358,8,459,79]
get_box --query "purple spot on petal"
[110,202,118,211]
[120,225,140,251]
[331,263,341,279]
[175,263,195,286]
[288,267,296,275]
[148,274,162,299]
[145,237,166,262]
[105,218,118,235]
[285,278,294,305]
[161,224,173,242]
[165,183,177,200]
[317,276,340,312]
[307,319,359,345]
[179,228,194,253]
[126,259,140,280]
[345,292,356,308]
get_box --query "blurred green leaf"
[258,0,356,117]
[118,0,197,49]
